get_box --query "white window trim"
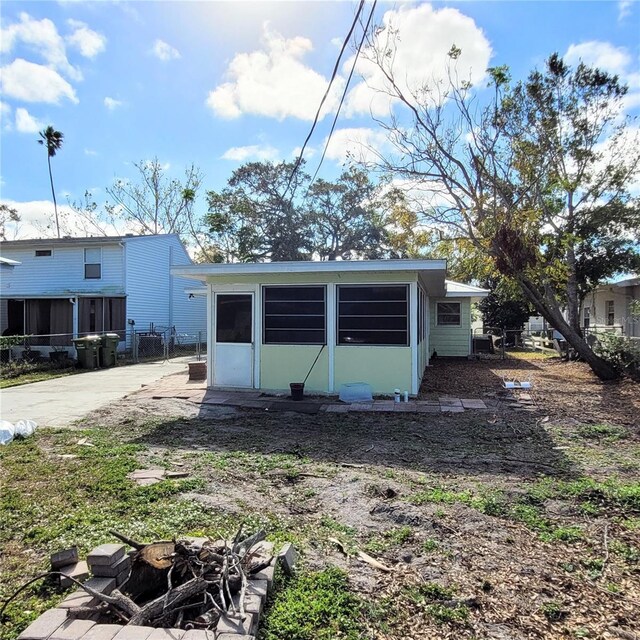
[34,248,54,258]
[436,300,462,326]
[84,247,102,280]
[605,300,615,326]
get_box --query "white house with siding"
[582,276,640,337]
[0,234,205,352]
[172,259,488,395]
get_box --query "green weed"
[260,568,364,640]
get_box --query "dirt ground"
[64,354,638,640]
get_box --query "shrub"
[593,332,640,379]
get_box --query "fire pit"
[16,530,297,640]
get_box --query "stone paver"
[146,630,185,640]
[78,626,122,640]
[0,358,191,427]
[83,577,116,595]
[49,620,96,640]
[92,554,130,578]
[180,631,215,640]
[17,609,68,640]
[216,613,256,636]
[112,627,154,640]
[87,544,126,567]
[461,399,487,409]
[56,590,96,609]
[59,560,89,588]
[50,548,79,569]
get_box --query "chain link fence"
[127,328,204,363]
[472,327,570,359]
[0,327,204,367]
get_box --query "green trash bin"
[73,335,101,369]
[99,333,120,368]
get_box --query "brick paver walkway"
[135,373,501,414]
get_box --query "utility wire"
[310,0,378,186]
[282,0,366,200]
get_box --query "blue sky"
[1,0,639,238]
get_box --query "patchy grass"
[576,423,627,441]
[2,360,640,640]
[0,367,81,388]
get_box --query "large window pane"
[263,286,326,344]
[338,285,408,346]
[216,295,252,343]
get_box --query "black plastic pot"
[289,382,305,401]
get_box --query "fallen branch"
[356,551,394,573]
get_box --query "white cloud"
[0,12,82,81]
[104,96,123,110]
[618,1,633,21]
[221,144,279,162]
[84,148,98,156]
[323,127,392,165]
[206,23,343,121]
[65,19,106,58]
[291,145,316,159]
[15,107,44,133]
[0,101,12,131]
[344,4,492,117]
[0,59,78,104]
[565,41,631,75]
[564,41,640,115]
[152,39,181,61]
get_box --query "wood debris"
[69,528,271,629]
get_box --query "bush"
[593,333,640,379]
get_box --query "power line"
[310,0,378,185]
[282,0,366,200]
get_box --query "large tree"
[205,163,397,262]
[105,158,202,238]
[206,161,312,262]
[38,126,64,239]
[306,167,388,260]
[362,38,640,380]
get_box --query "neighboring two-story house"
[0,234,206,351]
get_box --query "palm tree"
[38,126,64,238]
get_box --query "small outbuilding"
[172,260,488,395]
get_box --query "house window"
[263,286,326,344]
[35,249,52,257]
[338,285,408,346]
[606,300,615,326]
[583,307,590,329]
[84,248,101,279]
[436,301,461,326]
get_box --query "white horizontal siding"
[169,239,207,340]
[124,235,206,339]
[0,243,125,297]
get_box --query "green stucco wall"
[429,297,471,357]
[334,346,412,394]
[260,344,329,392]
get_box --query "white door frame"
[211,286,257,388]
